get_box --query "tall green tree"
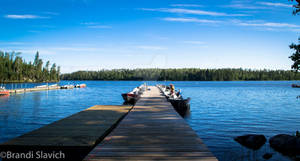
[289,0,300,14]
[289,0,300,72]
[57,66,61,80]
[0,51,60,83]
[290,38,300,72]
[43,61,51,81]
[50,63,57,81]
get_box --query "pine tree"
[290,38,300,72]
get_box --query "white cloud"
[162,17,221,24]
[87,25,111,29]
[145,34,169,40]
[140,8,249,17]
[232,20,300,32]
[43,12,60,15]
[171,4,203,7]
[81,22,111,29]
[13,49,56,55]
[224,1,292,10]
[257,2,292,8]
[0,42,25,45]
[28,30,42,33]
[224,4,266,9]
[136,45,167,50]
[31,25,56,28]
[4,14,49,19]
[81,22,98,25]
[167,8,225,16]
[291,28,300,32]
[183,41,206,45]
[50,47,108,52]
[234,20,300,28]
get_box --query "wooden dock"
[7,84,86,94]
[83,86,218,161]
[0,105,133,161]
[8,86,68,94]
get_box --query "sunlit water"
[1,81,299,161]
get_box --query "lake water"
[1,81,300,161]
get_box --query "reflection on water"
[1,81,300,161]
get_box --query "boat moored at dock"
[75,84,87,88]
[61,85,75,89]
[158,84,191,117]
[122,93,139,104]
[0,86,10,96]
[121,83,146,104]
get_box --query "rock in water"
[234,134,266,150]
[269,134,300,156]
[263,153,273,160]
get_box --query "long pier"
[0,86,218,161]
[8,86,61,94]
[7,84,83,94]
[83,86,218,161]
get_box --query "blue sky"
[0,0,299,73]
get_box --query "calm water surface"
[0,81,299,161]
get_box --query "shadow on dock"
[0,105,133,161]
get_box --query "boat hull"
[75,84,87,88]
[61,85,74,89]
[0,91,10,96]
[169,97,191,116]
[79,84,86,88]
[122,93,139,104]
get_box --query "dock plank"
[84,86,218,161]
[0,105,132,161]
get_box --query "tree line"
[61,68,300,81]
[0,51,60,83]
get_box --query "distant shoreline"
[1,80,59,84]
[2,80,300,84]
[62,80,300,82]
[60,68,300,81]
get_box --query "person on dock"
[132,87,140,95]
[170,84,175,98]
[176,89,181,97]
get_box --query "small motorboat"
[121,84,146,104]
[122,92,140,104]
[75,84,86,88]
[0,87,10,96]
[169,97,191,117]
[79,84,86,88]
[157,84,191,117]
[292,84,300,88]
[61,85,74,89]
